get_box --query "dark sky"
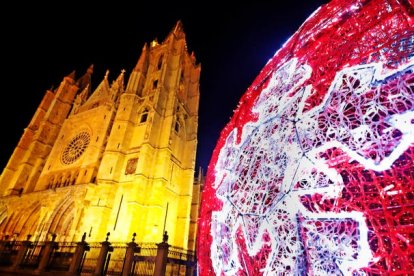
[0,1,329,173]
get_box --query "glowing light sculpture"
[198,0,414,275]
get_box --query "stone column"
[122,233,140,276]
[68,232,90,274]
[0,235,10,252]
[93,232,113,276]
[36,233,58,272]
[12,234,33,270]
[153,231,170,276]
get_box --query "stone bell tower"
[90,20,201,246]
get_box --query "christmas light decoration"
[198,0,414,275]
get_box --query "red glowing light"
[198,0,414,275]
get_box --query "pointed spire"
[112,69,125,89]
[100,69,110,86]
[73,69,112,114]
[89,69,110,97]
[66,70,76,80]
[134,43,149,72]
[171,20,185,39]
[79,69,110,105]
[163,20,186,44]
[70,83,90,115]
[86,64,94,74]
[79,85,89,101]
[76,64,94,93]
[117,69,125,83]
[174,20,184,34]
[110,69,125,100]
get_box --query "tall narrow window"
[140,108,149,123]
[157,54,163,70]
[174,116,181,133]
[179,70,185,94]
[175,121,180,133]
[153,80,158,89]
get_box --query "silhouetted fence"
[0,231,196,275]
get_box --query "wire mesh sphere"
[198,0,414,275]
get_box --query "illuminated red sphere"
[198,0,414,275]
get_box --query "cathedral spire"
[66,70,76,80]
[134,43,149,72]
[116,69,125,85]
[98,70,110,91]
[109,69,125,102]
[75,69,111,113]
[111,69,125,91]
[173,20,184,35]
[76,64,94,94]
[116,69,125,81]
[166,20,186,40]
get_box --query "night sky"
[1,1,329,174]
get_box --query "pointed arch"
[48,175,55,189]
[174,114,186,138]
[11,202,41,239]
[0,204,7,236]
[0,212,15,235]
[139,106,150,123]
[57,175,63,188]
[71,170,79,185]
[55,208,75,240]
[64,172,71,187]
[28,215,47,241]
[48,196,76,239]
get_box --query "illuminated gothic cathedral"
[0,21,201,251]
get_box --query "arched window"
[56,175,63,188]
[48,176,55,189]
[64,177,70,187]
[71,172,78,185]
[140,108,149,123]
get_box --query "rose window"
[61,132,90,165]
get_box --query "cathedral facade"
[0,21,201,251]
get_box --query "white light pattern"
[211,58,414,275]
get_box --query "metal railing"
[48,242,77,271]
[0,235,196,275]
